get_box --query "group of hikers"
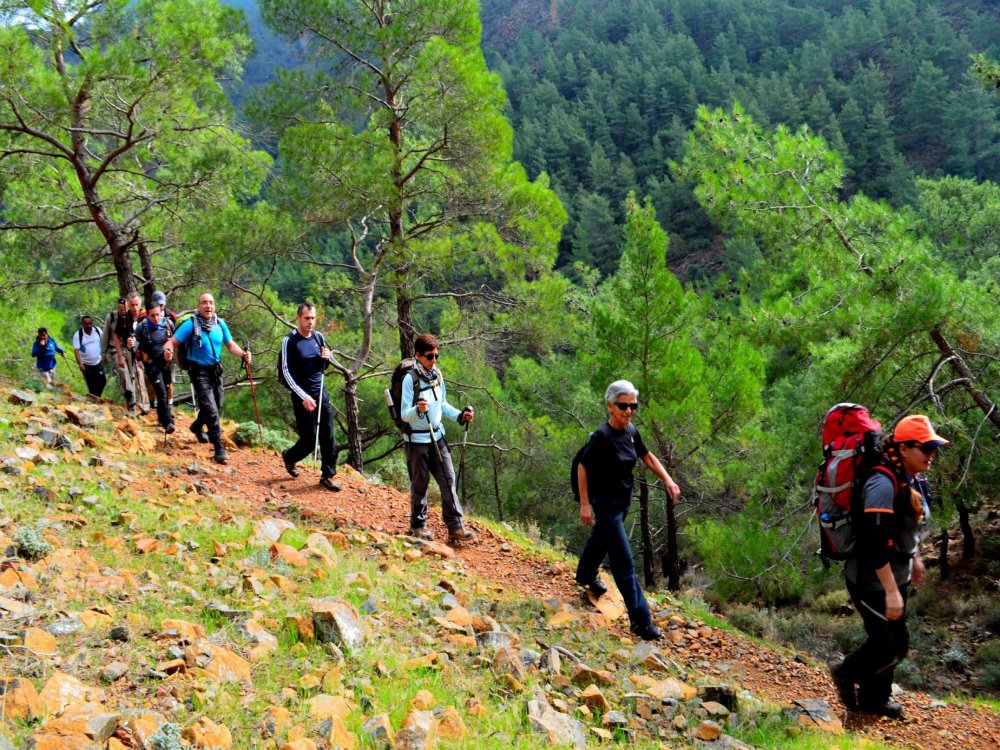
[32,291,940,719]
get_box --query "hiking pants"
[576,506,652,630]
[405,438,463,531]
[114,350,149,410]
[145,359,173,429]
[188,363,224,444]
[841,579,910,709]
[82,363,106,398]
[285,390,338,479]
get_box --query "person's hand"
[321,346,331,361]
[79,363,86,373]
[303,396,317,412]
[460,407,475,425]
[885,590,904,621]
[163,348,173,363]
[912,556,926,586]
[580,501,595,527]
[127,336,135,350]
[243,350,252,365]
[416,398,428,414]
[666,479,681,503]
[101,355,107,366]
[117,355,126,369]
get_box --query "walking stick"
[243,342,264,447]
[313,369,325,462]
[60,352,81,380]
[456,404,473,504]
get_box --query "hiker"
[278,303,341,492]
[162,292,250,464]
[829,414,945,720]
[150,290,178,327]
[102,298,130,406]
[114,292,150,415]
[575,379,681,642]
[135,304,175,433]
[72,316,106,397]
[31,327,65,387]
[400,333,475,543]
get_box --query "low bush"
[232,421,293,453]
[974,640,1000,666]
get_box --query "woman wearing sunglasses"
[575,379,681,640]
[829,414,947,720]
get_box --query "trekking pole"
[243,342,264,447]
[456,404,473,504]
[60,351,81,380]
[313,369,325,463]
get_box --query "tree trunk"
[137,239,156,307]
[492,446,504,522]
[929,326,1000,431]
[958,500,975,559]
[938,528,950,581]
[661,485,680,591]
[396,287,415,359]
[639,477,655,587]
[343,377,364,470]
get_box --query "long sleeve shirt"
[280,330,327,402]
[400,368,461,443]
[32,338,65,371]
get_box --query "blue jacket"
[32,337,65,371]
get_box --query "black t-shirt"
[579,422,649,510]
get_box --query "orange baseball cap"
[893,415,949,447]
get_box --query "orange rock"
[22,626,58,656]
[324,715,355,750]
[262,705,291,739]
[0,676,44,721]
[183,641,252,683]
[270,542,309,568]
[581,684,610,712]
[159,619,206,640]
[279,739,318,750]
[182,716,233,748]
[134,537,159,554]
[434,705,467,737]
[38,672,102,719]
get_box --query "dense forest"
[3,0,1000,694]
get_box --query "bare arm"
[641,452,681,502]
[578,463,595,526]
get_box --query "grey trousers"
[405,438,464,530]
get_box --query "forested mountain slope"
[480,0,1000,275]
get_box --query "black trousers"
[189,363,224,444]
[144,359,173,428]
[841,578,910,709]
[82,363,106,398]
[285,391,338,479]
[405,437,463,530]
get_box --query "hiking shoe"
[190,423,209,443]
[630,622,663,642]
[165,423,176,435]
[861,701,904,720]
[828,659,857,710]
[576,577,608,597]
[213,446,229,464]
[410,526,434,541]
[447,526,476,543]
[282,451,299,478]
[139,406,150,416]
[319,477,342,492]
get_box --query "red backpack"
[813,403,896,563]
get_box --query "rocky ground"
[2,385,999,749]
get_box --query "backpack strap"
[869,464,900,495]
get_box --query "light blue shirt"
[173,318,231,366]
[400,368,461,443]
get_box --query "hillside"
[2,383,1000,749]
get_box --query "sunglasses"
[420,352,439,360]
[906,442,938,456]
[614,402,639,411]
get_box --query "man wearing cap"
[829,414,947,720]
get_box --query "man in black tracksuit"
[279,303,340,492]
[135,304,175,433]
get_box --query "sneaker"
[189,423,209,444]
[282,451,299,478]
[447,526,476,543]
[629,622,663,642]
[828,659,857,710]
[576,577,608,598]
[165,423,176,435]
[860,701,904,720]
[139,407,150,416]
[319,477,342,492]
[410,526,434,541]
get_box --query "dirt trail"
[154,416,1000,750]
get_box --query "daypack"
[813,403,897,562]
[570,422,638,503]
[384,359,436,435]
[277,330,327,391]
[135,318,174,363]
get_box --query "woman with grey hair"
[575,379,681,640]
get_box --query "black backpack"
[277,330,327,391]
[385,359,437,435]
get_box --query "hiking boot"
[212,443,229,464]
[189,423,209,443]
[447,526,476,543]
[410,526,434,541]
[577,577,608,598]
[630,622,663,642]
[282,451,299,478]
[139,406,150,416]
[165,423,176,435]
[860,701,904,720]
[828,659,857,710]
[319,477,341,492]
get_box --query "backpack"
[172,316,195,371]
[813,403,897,563]
[385,359,436,435]
[277,330,327,391]
[135,318,174,363]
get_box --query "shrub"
[14,521,53,560]
[980,664,1000,691]
[942,647,971,672]
[894,658,925,688]
[148,723,184,750]
[232,422,293,453]
[830,618,865,654]
[974,640,1000,666]
[813,590,850,615]
[726,604,773,640]
[984,606,1000,636]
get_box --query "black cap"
[117,296,126,305]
